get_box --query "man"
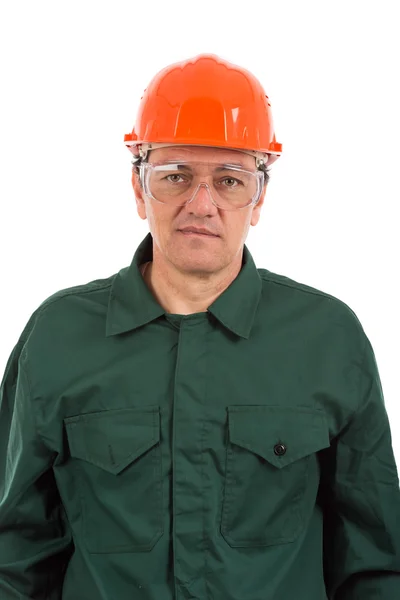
[0,53,399,600]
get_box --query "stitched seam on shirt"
[15,355,73,594]
[259,272,334,299]
[353,334,370,419]
[336,334,369,437]
[359,334,369,396]
[15,280,114,350]
[259,274,360,317]
[260,274,373,430]
[0,359,51,513]
[19,352,50,459]
[36,280,114,312]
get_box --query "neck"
[141,257,242,315]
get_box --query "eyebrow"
[168,162,248,171]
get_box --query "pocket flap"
[228,405,330,469]
[64,406,160,474]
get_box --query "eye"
[220,177,242,187]
[165,174,187,183]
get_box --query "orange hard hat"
[124,53,282,167]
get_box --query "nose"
[186,183,218,211]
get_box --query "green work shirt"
[1,231,400,600]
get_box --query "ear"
[131,170,147,221]
[131,169,142,197]
[250,185,267,227]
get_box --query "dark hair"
[131,152,271,189]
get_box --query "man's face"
[131,145,267,276]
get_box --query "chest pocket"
[220,405,330,548]
[64,406,163,554]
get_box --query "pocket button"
[274,443,287,456]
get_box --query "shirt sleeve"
[0,337,73,599]
[319,333,400,599]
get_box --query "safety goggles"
[138,160,265,211]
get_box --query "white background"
[0,1,399,461]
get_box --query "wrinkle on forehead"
[148,145,256,169]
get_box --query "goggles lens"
[141,161,263,210]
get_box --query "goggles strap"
[132,143,268,168]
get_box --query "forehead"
[148,145,256,169]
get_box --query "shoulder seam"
[258,271,364,327]
[259,272,336,301]
[37,280,114,311]
[18,280,114,350]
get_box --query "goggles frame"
[137,160,265,211]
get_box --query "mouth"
[179,230,219,238]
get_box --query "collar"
[106,232,262,339]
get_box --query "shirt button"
[274,443,287,456]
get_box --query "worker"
[1,53,400,600]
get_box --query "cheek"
[148,206,174,235]
[229,216,249,235]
